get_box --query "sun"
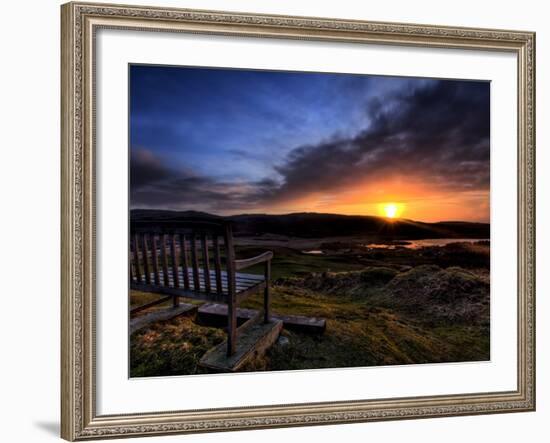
[379,202,404,219]
[384,203,398,218]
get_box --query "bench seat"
[132,268,266,303]
[137,267,263,293]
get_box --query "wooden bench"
[129,219,274,357]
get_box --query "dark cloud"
[262,80,490,202]
[130,148,266,211]
[130,79,489,213]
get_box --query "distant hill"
[130,209,489,240]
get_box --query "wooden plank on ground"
[197,303,326,334]
[199,319,283,372]
[196,303,258,327]
[130,303,197,334]
[273,312,327,334]
[130,295,172,316]
[130,282,228,303]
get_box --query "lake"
[365,238,490,250]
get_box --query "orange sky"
[252,176,490,223]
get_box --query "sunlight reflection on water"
[365,238,489,250]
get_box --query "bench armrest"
[234,251,273,271]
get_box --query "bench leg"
[224,225,237,356]
[264,260,271,323]
[227,295,237,356]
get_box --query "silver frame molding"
[61,2,536,440]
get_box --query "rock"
[277,336,290,347]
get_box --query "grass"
[239,270,489,371]
[130,295,226,377]
[130,264,489,376]
[129,241,490,377]
[235,245,367,280]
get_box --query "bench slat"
[132,234,142,283]
[190,235,200,292]
[160,233,170,287]
[141,233,151,285]
[170,234,180,288]
[213,236,223,294]
[201,234,211,293]
[179,234,190,290]
[151,235,161,285]
[129,249,134,281]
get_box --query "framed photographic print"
[61,1,536,440]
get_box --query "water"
[301,238,488,255]
[365,238,489,250]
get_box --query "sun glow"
[385,204,398,218]
[379,202,404,219]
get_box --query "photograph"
[128,64,491,377]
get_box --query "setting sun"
[385,204,398,218]
[379,202,404,219]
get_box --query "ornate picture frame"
[61,2,535,440]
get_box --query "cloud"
[130,79,490,214]
[262,79,490,203]
[130,148,267,211]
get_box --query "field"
[130,234,490,377]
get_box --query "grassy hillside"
[130,242,490,376]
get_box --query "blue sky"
[130,65,409,181]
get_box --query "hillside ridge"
[131,209,490,239]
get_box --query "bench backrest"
[129,219,236,296]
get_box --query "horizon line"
[130,207,490,225]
